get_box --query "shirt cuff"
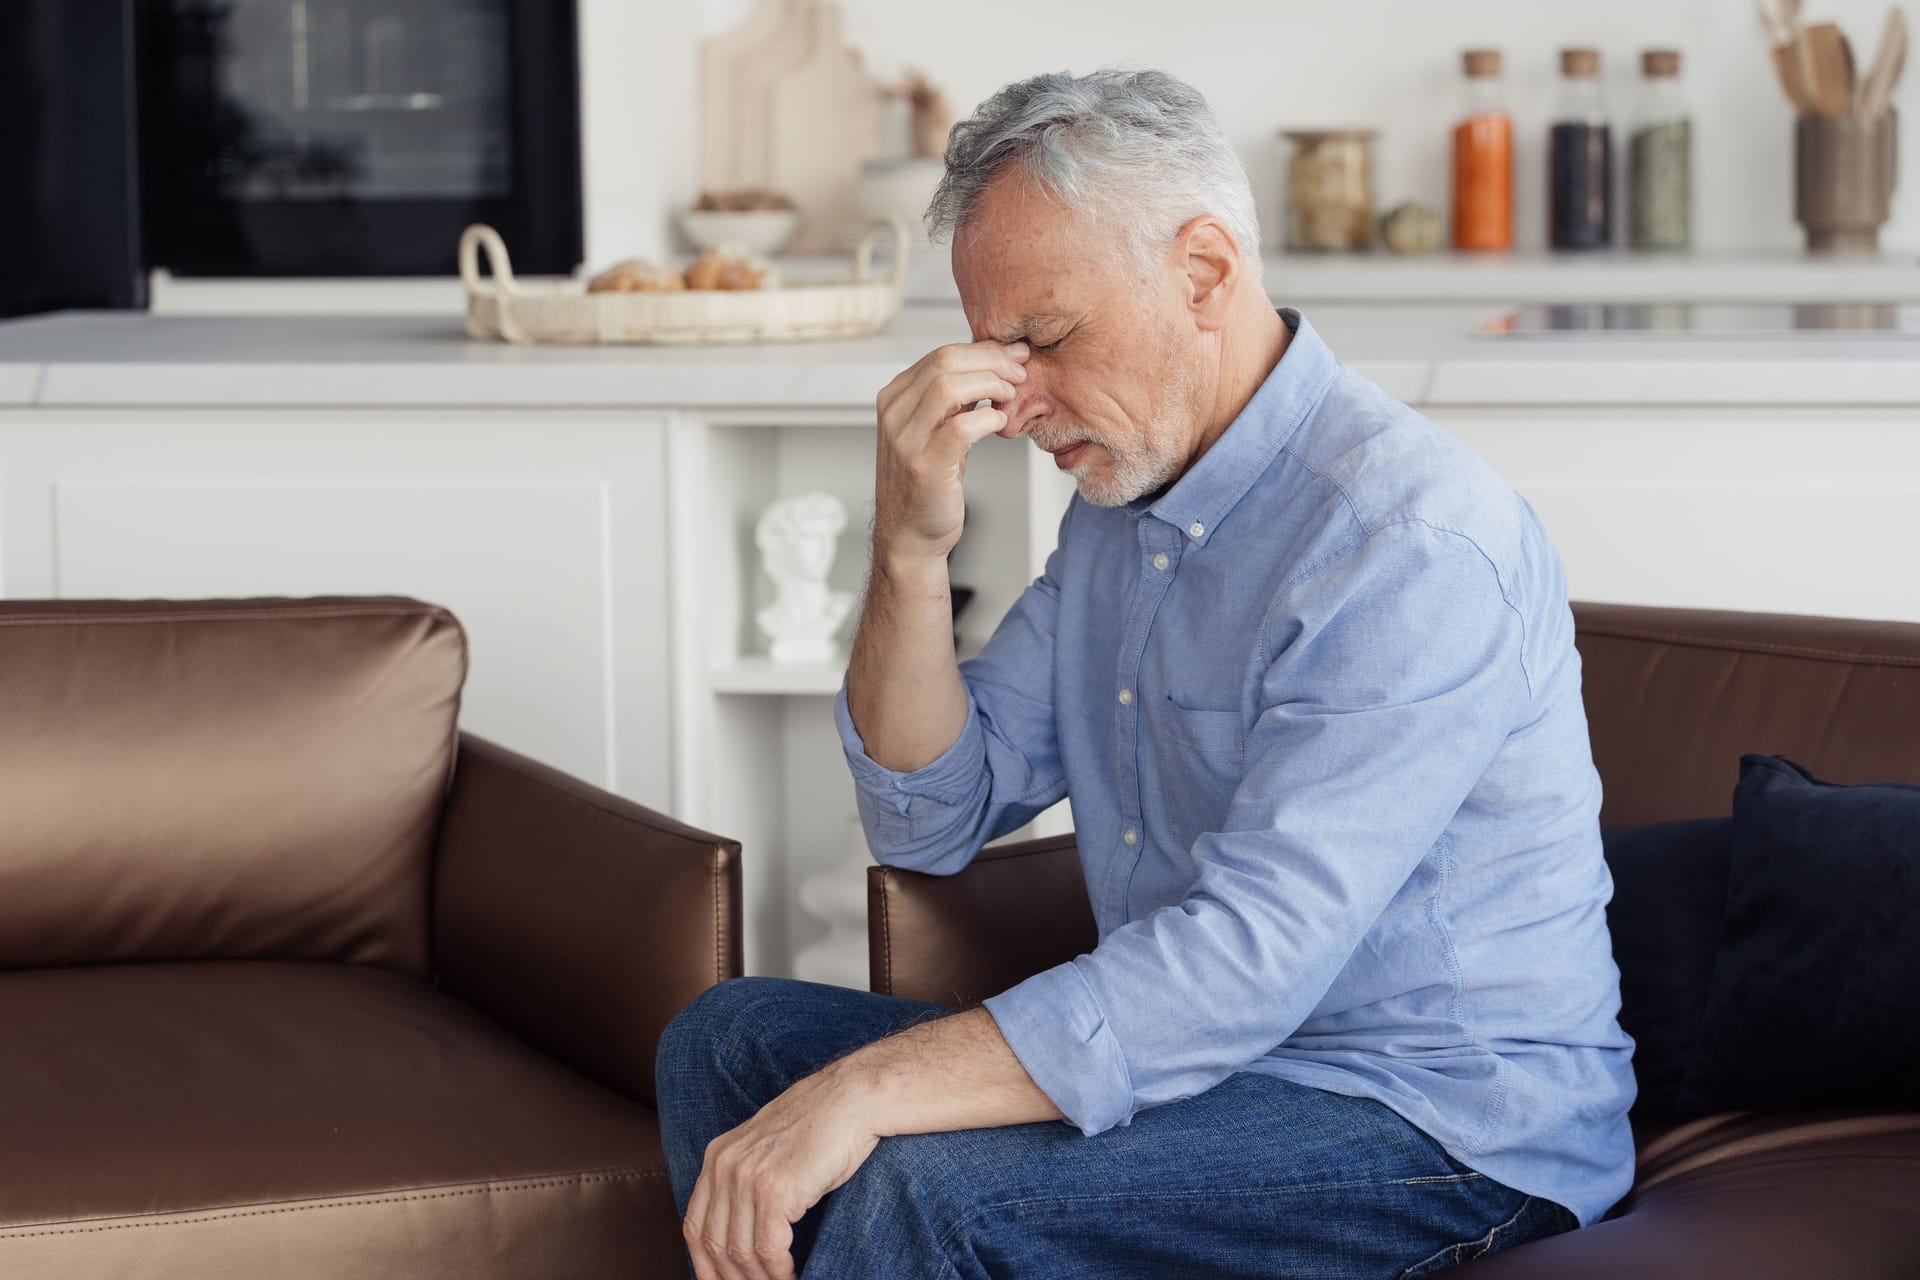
[982,959,1136,1137]
[832,675,986,806]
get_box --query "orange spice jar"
[1451,49,1513,251]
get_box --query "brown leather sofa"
[869,600,1920,1277]
[0,597,739,1279]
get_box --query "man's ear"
[1176,215,1240,333]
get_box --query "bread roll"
[684,245,773,291]
[587,259,685,292]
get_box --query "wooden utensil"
[1796,22,1859,116]
[1774,42,1818,112]
[1759,0,1817,111]
[1857,7,1910,119]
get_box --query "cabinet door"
[1432,407,1920,625]
[0,409,672,806]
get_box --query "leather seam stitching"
[0,1169,666,1240]
[712,845,724,983]
[1583,626,1920,666]
[0,605,453,628]
[880,872,894,996]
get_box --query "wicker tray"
[459,218,909,345]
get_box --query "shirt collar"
[1127,307,1338,546]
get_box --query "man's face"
[952,174,1206,507]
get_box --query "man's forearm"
[824,1006,1063,1136]
[846,548,971,772]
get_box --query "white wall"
[595,0,1914,266]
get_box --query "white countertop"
[3,303,1919,409]
[143,247,1920,316]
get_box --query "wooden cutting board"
[700,0,889,253]
[702,0,816,192]
[768,2,888,251]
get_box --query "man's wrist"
[815,1043,905,1137]
[872,542,951,598]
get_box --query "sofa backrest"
[1572,602,1920,827]
[0,597,465,976]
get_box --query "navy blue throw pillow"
[1676,754,1920,1113]
[1600,817,1732,1115]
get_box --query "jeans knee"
[656,977,786,1093]
[658,976,823,1096]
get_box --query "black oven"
[136,0,581,276]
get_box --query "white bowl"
[676,209,800,256]
[857,158,942,238]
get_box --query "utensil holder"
[1795,111,1898,253]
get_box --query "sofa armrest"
[432,732,741,1106]
[868,834,1097,1007]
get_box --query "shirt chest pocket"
[1159,699,1247,755]
[1150,697,1248,816]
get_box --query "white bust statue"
[756,491,855,664]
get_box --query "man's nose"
[999,387,1048,439]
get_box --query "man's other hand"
[680,1061,878,1280]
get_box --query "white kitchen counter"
[2,303,1919,409]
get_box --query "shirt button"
[1123,827,1139,845]
[1188,521,1205,539]
[1152,552,1170,571]
[1117,687,1134,705]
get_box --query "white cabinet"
[0,410,675,809]
[1432,407,1920,624]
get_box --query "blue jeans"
[655,977,1578,1279]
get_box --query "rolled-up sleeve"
[834,505,1075,876]
[983,518,1533,1134]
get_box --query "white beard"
[1060,359,1199,508]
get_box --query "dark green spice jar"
[1629,50,1692,250]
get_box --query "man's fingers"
[913,368,1022,433]
[759,1217,798,1280]
[932,402,1012,456]
[683,1172,717,1278]
[882,341,1027,422]
[724,1173,763,1280]
[690,1161,739,1280]
[720,1168,796,1280]
[730,1189,794,1280]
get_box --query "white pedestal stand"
[793,818,873,989]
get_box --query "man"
[657,68,1637,1280]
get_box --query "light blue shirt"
[834,309,1637,1227]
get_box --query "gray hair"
[925,68,1262,284]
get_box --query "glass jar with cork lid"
[1452,48,1514,251]
[1629,49,1692,250]
[1549,48,1614,250]
[1280,128,1379,251]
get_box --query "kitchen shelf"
[1264,250,1920,305]
[710,657,844,694]
[804,244,1920,307]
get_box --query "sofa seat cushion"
[0,961,680,1279]
[1458,1110,1920,1278]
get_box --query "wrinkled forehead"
[953,175,1105,342]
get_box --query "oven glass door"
[141,0,579,275]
